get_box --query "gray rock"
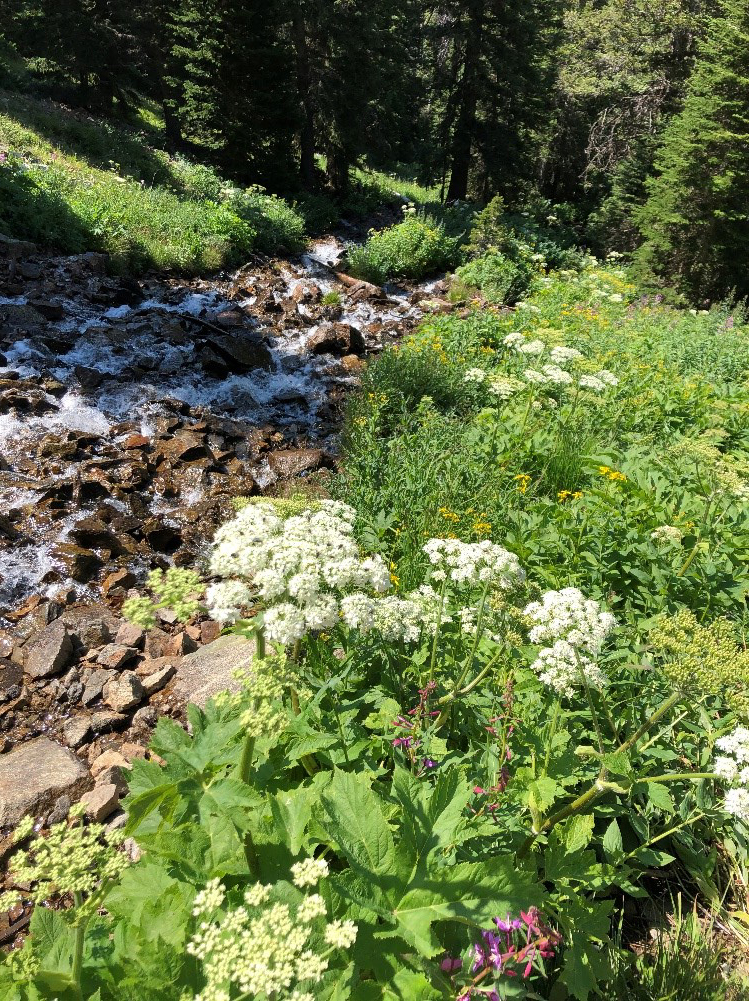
[102,672,144,712]
[90,710,129,733]
[267,448,328,479]
[62,606,116,649]
[47,794,71,825]
[131,705,157,729]
[96,644,138,671]
[81,782,120,822]
[82,668,114,705]
[141,663,176,696]
[62,715,92,749]
[172,634,252,707]
[0,737,89,827]
[23,620,74,679]
[115,623,145,649]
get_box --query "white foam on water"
[0,295,29,306]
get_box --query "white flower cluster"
[524,364,573,386]
[487,374,524,399]
[341,584,449,644]
[651,525,683,546]
[464,367,488,383]
[523,588,616,697]
[579,370,619,392]
[517,338,545,356]
[207,500,391,646]
[188,860,356,1001]
[424,538,525,589]
[714,728,749,821]
[550,345,583,365]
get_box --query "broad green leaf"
[390,767,470,873]
[270,786,315,855]
[29,907,75,991]
[320,770,398,888]
[646,782,675,813]
[528,776,559,813]
[393,860,543,958]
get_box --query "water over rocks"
[0,230,453,890]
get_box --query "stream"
[0,236,447,620]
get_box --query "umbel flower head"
[0,805,130,915]
[206,499,391,646]
[714,727,749,822]
[648,609,749,718]
[214,650,298,738]
[187,859,357,1001]
[123,567,203,629]
[523,588,616,698]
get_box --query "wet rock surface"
[0,232,451,883]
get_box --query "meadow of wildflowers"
[4,257,749,1000]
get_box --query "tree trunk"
[446,0,485,201]
[292,9,316,190]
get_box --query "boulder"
[24,620,74,680]
[140,663,176,696]
[62,715,92,749]
[96,643,138,671]
[199,332,273,375]
[268,448,328,479]
[102,672,144,712]
[81,783,120,822]
[0,737,89,827]
[172,634,252,707]
[307,322,365,357]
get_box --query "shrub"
[229,185,307,254]
[346,213,462,284]
[453,250,534,305]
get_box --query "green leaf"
[29,907,75,991]
[270,786,315,856]
[394,860,543,958]
[602,819,623,861]
[320,770,398,887]
[528,776,559,813]
[390,767,469,872]
[564,814,595,854]
[646,782,676,813]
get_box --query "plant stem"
[256,627,266,660]
[640,772,717,784]
[239,736,255,785]
[72,892,86,998]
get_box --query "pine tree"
[635,0,749,300]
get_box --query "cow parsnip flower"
[0,806,129,914]
[188,861,356,1001]
[714,728,749,821]
[524,588,616,697]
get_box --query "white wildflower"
[340,592,377,632]
[724,788,749,821]
[423,538,525,590]
[579,374,605,392]
[541,364,573,386]
[716,727,749,762]
[715,756,739,782]
[517,338,545,356]
[296,894,327,923]
[464,367,488,383]
[502,331,524,348]
[244,883,273,907]
[193,878,226,917]
[291,857,329,888]
[608,293,623,303]
[651,525,683,546]
[263,603,308,646]
[205,580,253,624]
[488,374,523,399]
[549,346,583,366]
[325,920,358,949]
[523,368,548,384]
[596,369,619,386]
[531,640,607,698]
[295,951,329,983]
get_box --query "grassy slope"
[0,91,301,273]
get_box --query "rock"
[166,632,198,656]
[55,543,103,583]
[140,663,176,696]
[91,749,131,778]
[24,620,74,679]
[96,644,138,671]
[155,432,207,464]
[102,672,144,712]
[0,737,88,827]
[27,299,64,321]
[74,365,104,390]
[123,433,149,450]
[267,448,328,479]
[341,354,366,374]
[62,606,116,649]
[102,569,137,594]
[172,634,252,707]
[0,659,23,703]
[307,322,365,357]
[131,705,157,729]
[142,518,182,552]
[142,627,170,659]
[200,332,273,374]
[115,623,145,649]
[62,715,92,749]
[69,517,124,553]
[200,621,222,645]
[81,668,114,705]
[47,794,71,825]
[81,783,120,822]
[90,710,129,733]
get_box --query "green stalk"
[72,892,86,998]
[239,736,255,785]
[428,578,448,683]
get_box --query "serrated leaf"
[602,819,623,860]
[646,782,676,813]
[320,770,398,888]
[528,776,559,813]
[270,786,315,855]
[564,814,595,854]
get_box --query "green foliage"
[228,186,307,254]
[347,214,462,284]
[635,0,749,301]
[454,252,533,305]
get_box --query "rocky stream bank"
[0,228,455,944]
